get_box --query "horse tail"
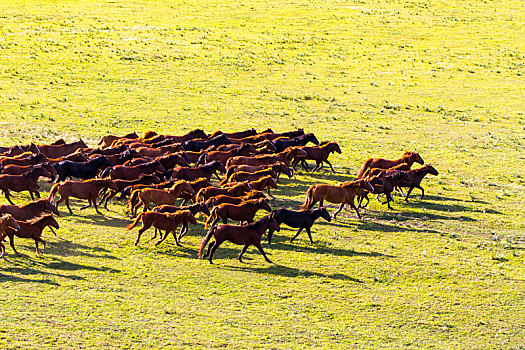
[126,213,144,231]
[300,185,315,210]
[127,190,140,213]
[99,167,112,179]
[198,226,216,259]
[357,158,373,178]
[204,207,217,228]
[195,153,206,166]
[47,183,61,202]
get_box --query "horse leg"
[305,226,314,243]
[202,240,215,258]
[416,185,425,199]
[333,203,345,219]
[3,190,14,205]
[349,199,362,220]
[301,160,309,172]
[253,241,272,263]
[92,196,102,215]
[267,229,274,244]
[135,222,151,246]
[29,191,35,200]
[267,188,274,199]
[155,228,175,246]
[208,240,222,264]
[8,235,20,256]
[34,191,41,199]
[65,198,73,214]
[290,227,304,242]
[34,240,40,255]
[385,193,393,210]
[214,172,221,180]
[317,199,323,209]
[151,229,158,240]
[80,198,92,210]
[238,244,249,263]
[404,186,414,202]
[39,238,46,253]
[326,160,336,173]
[177,223,188,242]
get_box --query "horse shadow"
[267,240,395,259]
[222,263,363,282]
[51,238,119,260]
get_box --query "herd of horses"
[0,128,438,263]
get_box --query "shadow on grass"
[267,240,394,258]
[51,238,119,260]
[223,263,363,282]
[0,273,61,286]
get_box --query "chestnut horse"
[0,153,48,167]
[196,143,254,166]
[0,166,55,204]
[127,180,195,216]
[97,131,139,148]
[226,147,307,168]
[301,179,375,219]
[101,161,166,180]
[1,214,59,256]
[171,161,226,181]
[199,214,280,264]
[0,198,60,220]
[0,163,57,179]
[48,178,118,215]
[357,151,424,178]
[225,162,292,180]
[0,214,20,258]
[293,141,342,173]
[97,174,162,209]
[151,203,211,241]
[205,191,267,209]
[395,164,439,201]
[38,139,88,159]
[195,182,253,202]
[127,210,197,246]
[219,169,277,185]
[205,198,272,227]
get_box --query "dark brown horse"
[199,214,280,264]
[1,214,59,256]
[0,214,20,258]
[226,147,307,168]
[171,161,226,181]
[0,198,60,220]
[0,166,55,204]
[301,179,375,219]
[205,198,272,227]
[204,191,267,208]
[48,178,118,215]
[37,139,88,159]
[101,161,166,180]
[395,164,439,201]
[97,174,162,209]
[151,203,211,241]
[195,182,253,202]
[357,151,424,178]
[0,153,48,167]
[127,210,197,246]
[293,141,342,173]
[1,163,57,179]
[127,180,195,217]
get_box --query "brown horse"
[98,174,162,209]
[0,166,55,204]
[48,178,118,215]
[127,210,197,246]
[219,169,277,185]
[205,198,272,227]
[226,147,307,168]
[171,161,226,181]
[196,143,254,166]
[134,144,184,158]
[358,171,410,209]
[195,182,253,202]
[0,214,20,258]
[293,141,342,173]
[362,163,411,178]
[38,139,88,159]
[205,191,267,209]
[395,164,439,201]
[246,176,278,198]
[178,177,213,205]
[151,202,210,241]
[357,151,424,178]
[0,153,48,167]
[127,180,195,216]
[102,161,166,180]
[0,163,57,180]
[225,162,292,180]
[97,132,139,148]
[199,214,280,264]
[1,214,59,256]
[301,179,375,219]
[0,198,60,220]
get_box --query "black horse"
[53,156,112,182]
[273,133,319,153]
[267,208,331,243]
[181,134,231,152]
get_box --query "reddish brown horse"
[0,163,57,179]
[127,210,197,246]
[171,161,226,181]
[225,162,292,180]
[0,199,60,220]
[199,214,280,264]
[205,191,267,208]
[196,143,254,166]
[97,131,139,148]
[362,163,411,178]
[48,178,118,215]
[357,151,424,178]
[0,153,48,167]
[205,198,272,227]
[395,164,439,201]
[151,203,210,241]
[195,182,253,202]
[97,174,162,209]
[219,169,277,185]
[102,161,166,180]
[1,214,59,256]
[0,166,55,204]
[301,179,375,219]
[38,139,88,159]
[0,214,20,258]
[226,147,307,168]
[293,141,342,173]
[127,180,195,216]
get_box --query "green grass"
[0,0,524,348]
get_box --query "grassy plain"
[0,0,524,348]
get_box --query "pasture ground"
[0,0,524,348]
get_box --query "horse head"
[317,207,332,222]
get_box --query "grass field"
[0,0,524,348]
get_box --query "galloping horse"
[1,214,59,256]
[0,166,55,203]
[127,210,197,246]
[267,208,332,244]
[357,151,424,178]
[171,161,226,181]
[205,198,272,227]
[199,214,280,264]
[293,141,342,173]
[301,179,375,219]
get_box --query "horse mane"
[245,215,271,229]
